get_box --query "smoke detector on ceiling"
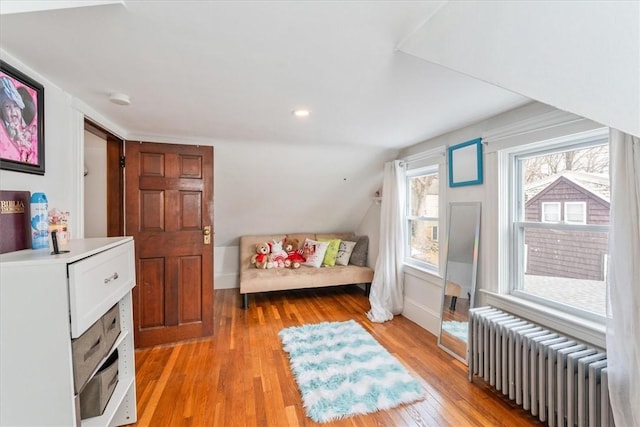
[109,92,131,106]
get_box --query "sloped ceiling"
[1,1,545,247]
[399,1,640,137]
[0,1,529,148]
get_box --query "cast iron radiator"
[468,306,615,427]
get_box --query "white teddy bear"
[269,239,288,268]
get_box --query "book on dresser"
[0,190,31,254]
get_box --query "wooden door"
[125,141,214,348]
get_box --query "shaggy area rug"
[441,320,469,343]
[278,320,425,423]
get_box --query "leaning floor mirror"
[438,202,481,364]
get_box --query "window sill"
[480,290,606,349]
[403,262,441,282]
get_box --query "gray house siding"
[525,177,609,281]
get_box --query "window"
[541,202,560,222]
[509,132,609,319]
[565,202,586,224]
[406,167,439,270]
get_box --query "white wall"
[0,51,82,239]
[208,139,393,247]
[399,102,605,336]
[357,201,382,268]
[403,268,442,334]
[399,1,639,138]
[83,131,107,237]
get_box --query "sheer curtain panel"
[367,160,407,323]
[606,129,640,426]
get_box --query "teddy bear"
[251,242,271,269]
[283,237,305,269]
[269,239,288,268]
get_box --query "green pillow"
[318,238,341,267]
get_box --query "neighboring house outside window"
[509,132,609,319]
[406,166,439,272]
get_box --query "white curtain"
[606,129,640,426]
[367,160,407,323]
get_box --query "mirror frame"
[437,201,481,364]
[448,138,483,187]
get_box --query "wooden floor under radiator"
[127,286,544,426]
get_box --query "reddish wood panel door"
[125,141,214,348]
[106,134,123,236]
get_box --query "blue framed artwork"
[448,137,483,187]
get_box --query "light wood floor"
[127,286,544,426]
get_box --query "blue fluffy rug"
[441,320,469,343]
[279,320,425,423]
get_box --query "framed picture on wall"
[448,137,483,187]
[0,60,45,175]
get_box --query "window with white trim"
[509,131,609,319]
[541,202,560,223]
[406,166,439,271]
[565,202,586,224]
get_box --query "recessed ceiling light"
[292,109,310,117]
[109,92,131,106]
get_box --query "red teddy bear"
[283,238,305,269]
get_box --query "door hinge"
[119,155,125,168]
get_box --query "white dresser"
[0,237,137,427]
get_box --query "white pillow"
[302,238,330,268]
[335,240,356,266]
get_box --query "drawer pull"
[108,370,119,388]
[104,272,119,284]
[84,337,102,361]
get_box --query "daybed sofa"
[239,232,374,309]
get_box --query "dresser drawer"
[102,303,121,352]
[79,350,119,419]
[71,316,106,393]
[68,241,135,338]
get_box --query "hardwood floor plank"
[128,286,544,426]
[285,405,300,427]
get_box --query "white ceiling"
[0,0,530,149]
[399,1,640,138]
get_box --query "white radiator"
[468,307,615,427]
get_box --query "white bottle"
[30,192,48,249]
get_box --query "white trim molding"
[401,145,446,170]
[482,110,603,153]
[402,264,443,336]
[481,290,606,349]
[402,297,441,335]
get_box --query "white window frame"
[507,131,609,323]
[541,202,561,223]
[564,201,587,224]
[405,165,440,273]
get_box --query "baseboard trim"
[214,273,239,290]
[401,296,440,336]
